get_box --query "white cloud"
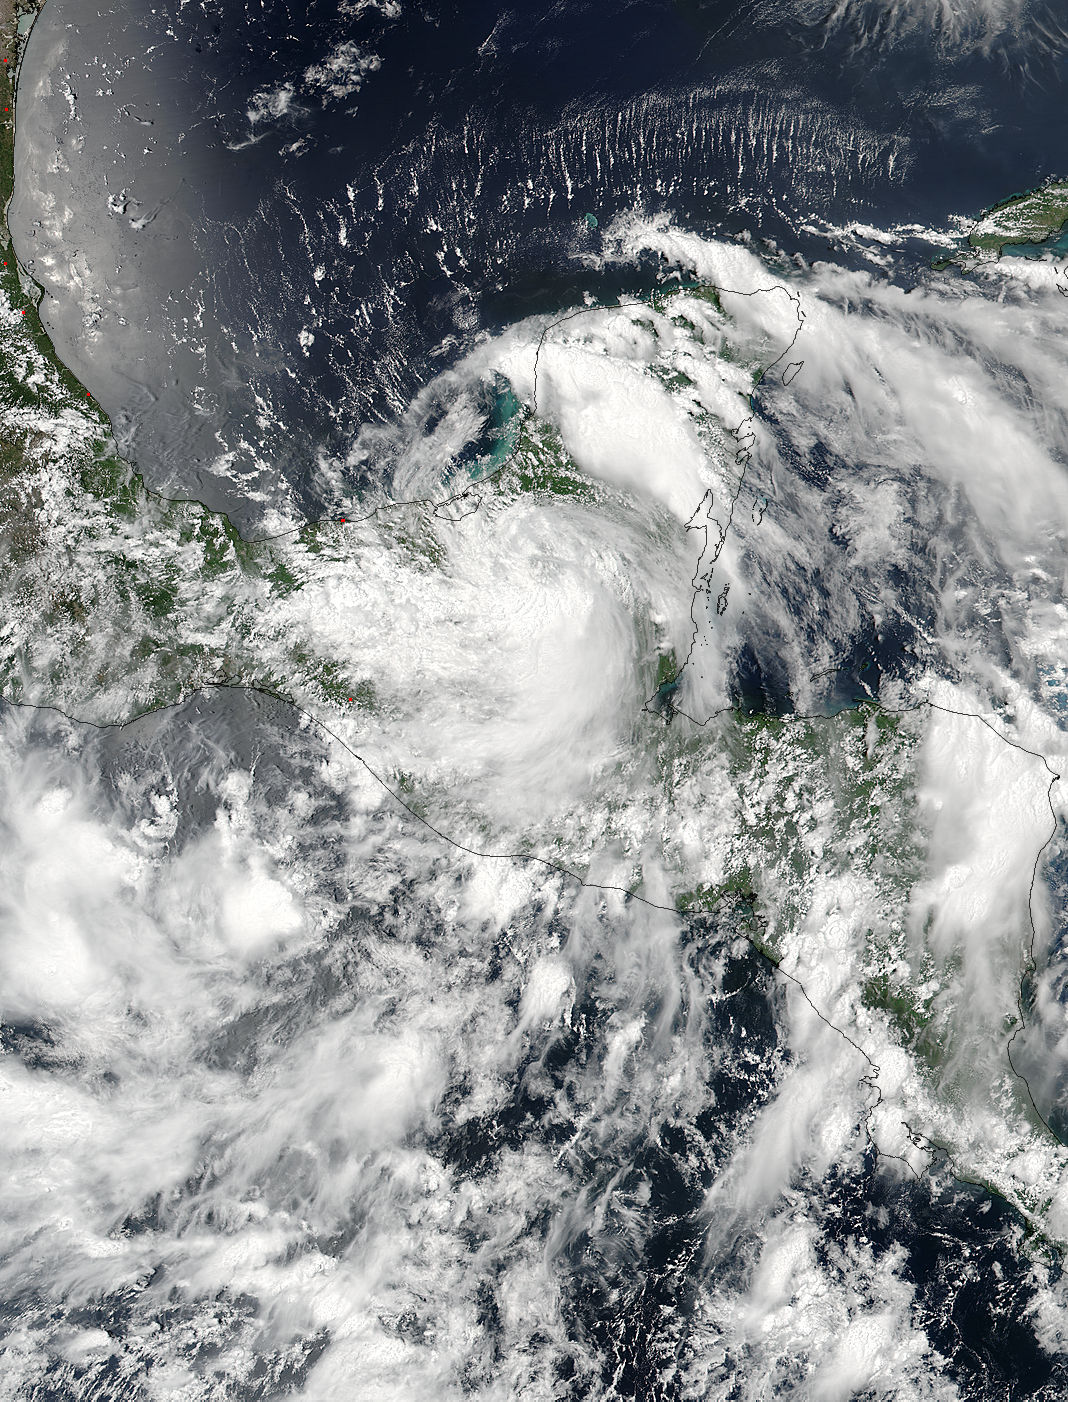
[303,42,381,102]
[246,82,296,125]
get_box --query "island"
[948,176,1068,264]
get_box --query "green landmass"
[968,178,1068,255]
[935,177,1068,268]
[0,15,1060,1238]
[664,701,1025,1093]
[505,418,600,500]
[655,650,678,689]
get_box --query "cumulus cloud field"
[4,203,1068,1397]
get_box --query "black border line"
[95,277,805,548]
[4,96,1064,1223]
[3,679,1062,1230]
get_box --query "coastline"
[0,1,1064,1260]
[2,0,98,407]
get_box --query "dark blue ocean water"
[12,0,1068,520]
[9,5,1068,1396]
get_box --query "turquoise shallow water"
[18,0,1068,529]
[10,2,1068,1397]
[1001,219,1068,259]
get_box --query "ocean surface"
[6,2,1068,1399]
[12,0,1068,523]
